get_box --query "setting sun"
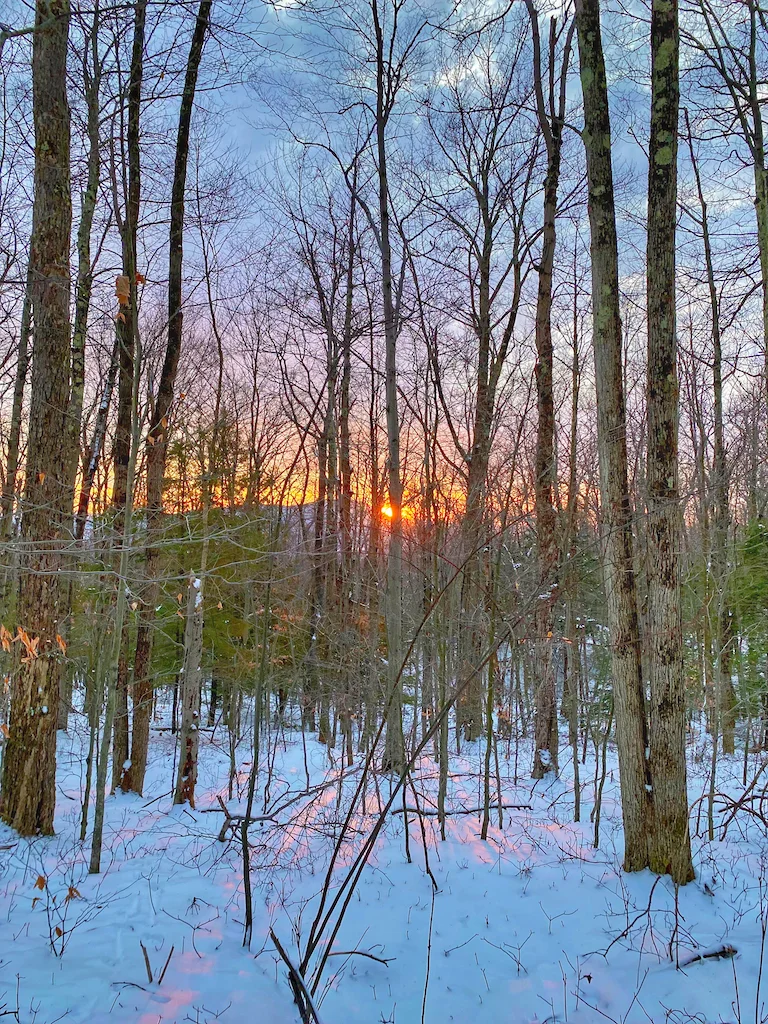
[381,504,394,519]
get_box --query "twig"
[325,949,394,965]
[157,945,175,985]
[139,941,153,984]
[421,887,436,1024]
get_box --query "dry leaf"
[217,601,223,610]
[34,875,46,891]
[135,272,146,285]
[0,624,12,653]
[0,724,9,739]
[66,886,81,901]
[56,634,67,654]
[36,471,45,485]
[116,311,127,324]
[115,274,130,305]
[55,926,63,937]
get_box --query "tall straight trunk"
[456,212,494,743]
[58,2,103,732]
[89,324,141,873]
[372,0,404,772]
[0,0,72,836]
[339,185,356,600]
[65,1,102,499]
[563,249,581,818]
[645,0,693,884]
[685,110,736,758]
[111,0,146,793]
[0,263,32,542]
[529,7,574,778]
[743,0,768,419]
[126,0,212,795]
[458,380,490,742]
[575,0,653,872]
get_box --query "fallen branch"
[678,944,737,969]
[390,803,531,817]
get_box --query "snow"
[0,708,766,1023]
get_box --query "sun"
[381,504,394,519]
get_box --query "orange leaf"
[135,272,146,285]
[115,274,130,303]
[55,926,63,937]
[0,724,9,739]
[116,311,127,324]
[66,886,81,900]
[36,471,46,485]
[34,875,46,891]
[56,634,67,654]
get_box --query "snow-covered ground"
[0,711,765,1023]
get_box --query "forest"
[0,0,767,1020]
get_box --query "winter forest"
[2,0,768,1020]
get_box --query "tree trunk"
[65,1,102,500]
[125,0,212,795]
[0,263,32,544]
[645,0,693,884]
[174,574,204,807]
[372,0,404,772]
[110,0,146,794]
[685,109,736,761]
[0,0,72,836]
[575,0,653,872]
[74,335,120,541]
[529,7,574,778]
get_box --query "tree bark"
[1,0,72,836]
